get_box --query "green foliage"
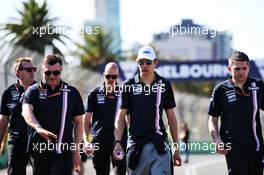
[73,28,121,71]
[1,0,68,55]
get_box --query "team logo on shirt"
[11,90,20,101]
[97,94,105,104]
[132,84,142,95]
[39,89,47,99]
[226,90,236,102]
[248,86,259,91]
[7,103,17,110]
[61,88,71,92]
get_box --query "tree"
[73,27,121,71]
[0,0,68,56]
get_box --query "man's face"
[42,63,62,87]
[17,61,36,85]
[103,68,118,85]
[137,58,157,76]
[228,60,250,84]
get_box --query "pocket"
[161,152,171,175]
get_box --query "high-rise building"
[213,31,233,60]
[154,36,213,60]
[153,19,233,60]
[85,0,121,52]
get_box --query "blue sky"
[1,0,264,59]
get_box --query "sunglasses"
[105,75,118,79]
[233,67,248,71]
[20,67,37,73]
[137,59,153,65]
[44,70,61,76]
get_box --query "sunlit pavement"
[0,154,227,175]
[176,154,227,175]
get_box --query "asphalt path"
[0,154,228,175]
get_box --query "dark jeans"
[30,152,73,175]
[7,144,30,175]
[92,145,126,175]
[225,149,263,175]
[183,142,190,162]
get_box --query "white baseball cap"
[137,45,156,61]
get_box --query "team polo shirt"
[0,81,34,150]
[86,84,125,146]
[23,80,85,153]
[121,72,176,146]
[208,77,264,151]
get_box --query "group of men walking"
[0,46,263,175]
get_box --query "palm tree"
[72,27,121,71]
[0,0,68,56]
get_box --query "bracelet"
[114,140,121,145]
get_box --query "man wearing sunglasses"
[22,54,85,175]
[0,57,36,175]
[208,51,264,175]
[83,62,127,175]
[113,45,182,175]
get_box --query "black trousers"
[30,152,73,175]
[225,149,263,175]
[7,144,30,175]
[92,145,126,175]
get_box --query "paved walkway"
[0,154,228,175]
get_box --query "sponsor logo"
[39,89,47,99]
[11,90,20,101]
[226,90,236,102]
[97,94,105,104]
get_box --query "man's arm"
[208,115,228,154]
[72,115,83,171]
[165,108,182,166]
[83,112,93,142]
[0,115,9,144]
[22,103,57,140]
[83,112,94,156]
[0,115,9,155]
[113,108,127,160]
[114,108,127,141]
[208,115,220,142]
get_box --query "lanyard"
[37,82,64,98]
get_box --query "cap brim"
[137,56,154,60]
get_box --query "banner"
[98,60,264,81]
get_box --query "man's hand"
[216,140,228,154]
[36,127,57,141]
[172,150,182,166]
[22,104,57,141]
[0,142,5,155]
[113,143,124,160]
[84,140,94,157]
[208,116,228,154]
[72,150,81,173]
[0,133,7,156]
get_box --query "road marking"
[185,158,225,175]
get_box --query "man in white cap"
[113,45,181,175]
